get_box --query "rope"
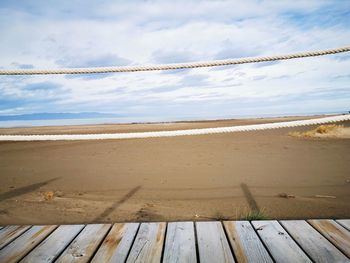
[1,114,349,141]
[0,46,349,75]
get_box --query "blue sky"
[0,0,349,121]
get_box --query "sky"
[0,0,349,122]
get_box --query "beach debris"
[43,191,55,201]
[54,191,64,197]
[277,193,295,198]
[346,179,350,183]
[41,190,64,201]
[315,195,336,199]
[256,226,264,231]
[72,252,84,258]
[193,213,212,219]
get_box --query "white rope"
[0,46,349,75]
[1,115,349,141]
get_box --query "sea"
[0,111,347,128]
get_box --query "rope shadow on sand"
[0,177,60,201]
[93,185,142,222]
[240,183,260,213]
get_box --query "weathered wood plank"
[21,224,85,263]
[336,219,350,231]
[0,225,31,250]
[126,222,166,263]
[163,222,196,263]
[91,223,139,263]
[308,219,350,257]
[252,221,311,263]
[223,221,273,263]
[0,225,57,263]
[196,221,235,263]
[56,224,111,263]
[280,220,348,263]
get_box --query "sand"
[0,116,349,225]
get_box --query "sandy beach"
[0,116,349,225]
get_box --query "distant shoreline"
[0,111,347,129]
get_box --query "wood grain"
[91,223,139,263]
[56,224,111,263]
[252,221,311,263]
[336,219,350,231]
[281,220,348,263]
[196,221,235,263]
[308,219,350,257]
[163,222,196,263]
[224,221,272,263]
[0,225,31,250]
[21,224,84,263]
[126,222,166,263]
[0,225,57,263]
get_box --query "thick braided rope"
[1,115,349,141]
[0,46,349,75]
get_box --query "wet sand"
[0,116,349,225]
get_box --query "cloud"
[179,74,209,87]
[10,63,35,69]
[151,50,195,63]
[214,39,260,60]
[56,53,131,68]
[57,53,131,80]
[24,81,61,91]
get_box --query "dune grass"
[241,210,268,221]
[289,124,343,138]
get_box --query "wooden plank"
[163,222,196,263]
[0,225,31,250]
[56,224,111,263]
[280,220,348,263]
[196,221,235,263]
[336,219,350,231]
[252,221,311,263]
[308,219,350,257]
[223,221,273,263]
[126,222,166,263]
[0,225,57,263]
[91,223,139,263]
[21,224,85,263]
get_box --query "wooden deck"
[0,219,349,262]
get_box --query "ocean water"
[0,117,151,128]
[0,111,346,128]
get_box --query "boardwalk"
[0,219,349,262]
